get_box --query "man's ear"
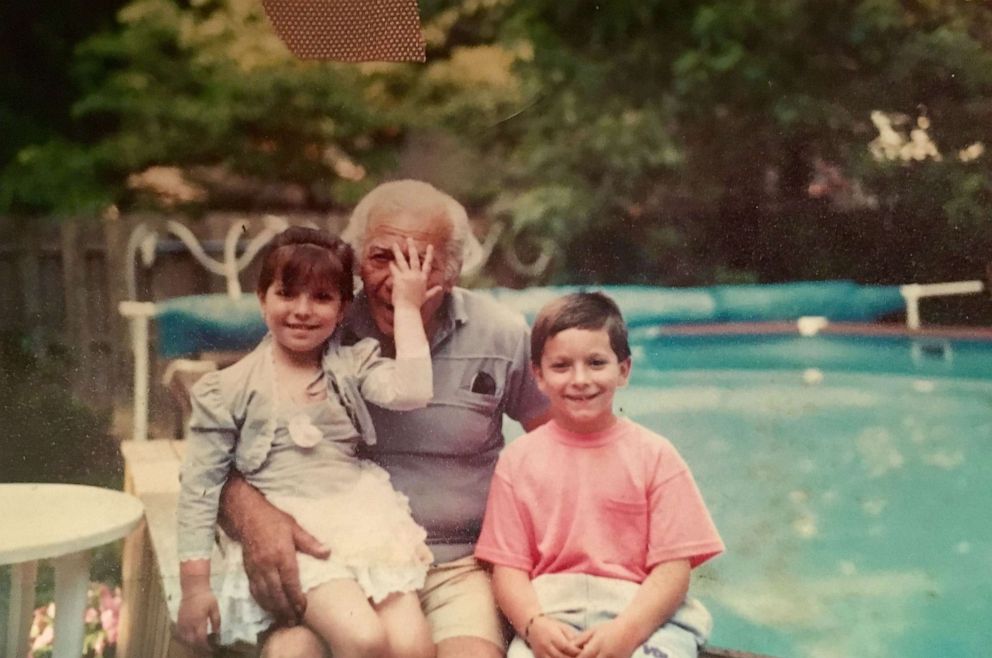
[618,358,632,387]
[442,257,461,291]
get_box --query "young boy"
[475,292,724,658]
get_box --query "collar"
[547,417,629,447]
[343,288,468,350]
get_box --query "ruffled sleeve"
[177,371,237,562]
[348,337,433,411]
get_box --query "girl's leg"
[304,579,388,658]
[260,625,328,658]
[374,591,435,658]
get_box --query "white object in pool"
[802,368,825,385]
[797,315,829,336]
[913,379,936,393]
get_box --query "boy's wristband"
[523,612,546,644]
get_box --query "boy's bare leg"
[375,591,435,658]
[304,580,387,658]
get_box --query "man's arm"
[218,472,330,624]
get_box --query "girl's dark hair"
[256,226,355,301]
[530,292,631,366]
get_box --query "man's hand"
[527,615,581,658]
[390,239,443,310]
[574,619,640,658]
[220,474,329,624]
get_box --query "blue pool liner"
[153,281,905,358]
[156,294,267,358]
[486,281,905,326]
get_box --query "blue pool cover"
[154,280,906,358]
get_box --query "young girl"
[176,226,438,658]
[475,292,725,658]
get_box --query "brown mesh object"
[261,0,426,62]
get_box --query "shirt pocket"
[593,496,649,565]
[447,388,501,415]
[433,357,507,413]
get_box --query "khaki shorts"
[418,556,509,648]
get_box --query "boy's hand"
[574,618,640,658]
[528,615,581,658]
[390,239,443,310]
[176,589,221,654]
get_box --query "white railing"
[124,216,290,302]
[119,218,290,441]
[118,213,987,440]
[900,280,985,330]
[117,215,503,441]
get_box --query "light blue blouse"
[177,334,431,561]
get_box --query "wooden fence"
[0,212,336,434]
[1,216,122,411]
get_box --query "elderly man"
[219,180,549,658]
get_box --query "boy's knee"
[639,622,701,658]
[261,626,328,658]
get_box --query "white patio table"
[1,483,144,658]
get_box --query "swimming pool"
[510,329,992,658]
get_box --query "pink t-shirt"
[475,418,724,583]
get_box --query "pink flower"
[98,584,113,607]
[101,608,119,644]
[31,624,54,651]
[30,607,48,637]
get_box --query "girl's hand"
[389,239,443,310]
[574,619,640,658]
[528,615,581,658]
[176,589,221,654]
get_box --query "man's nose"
[571,365,591,384]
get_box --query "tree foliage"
[465,0,992,288]
[3,1,992,303]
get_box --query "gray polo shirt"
[342,287,548,563]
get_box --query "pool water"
[628,367,992,658]
[509,333,992,658]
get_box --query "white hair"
[341,180,484,282]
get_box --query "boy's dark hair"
[256,226,355,301]
[530,291,631,366]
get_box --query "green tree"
[4,0,992,308]
[447,0,992,288]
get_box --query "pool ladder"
[900,279,985,330]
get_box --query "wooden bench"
[118,440,777,658]
[119,440,253,658]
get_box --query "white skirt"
[215,461,433,646]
